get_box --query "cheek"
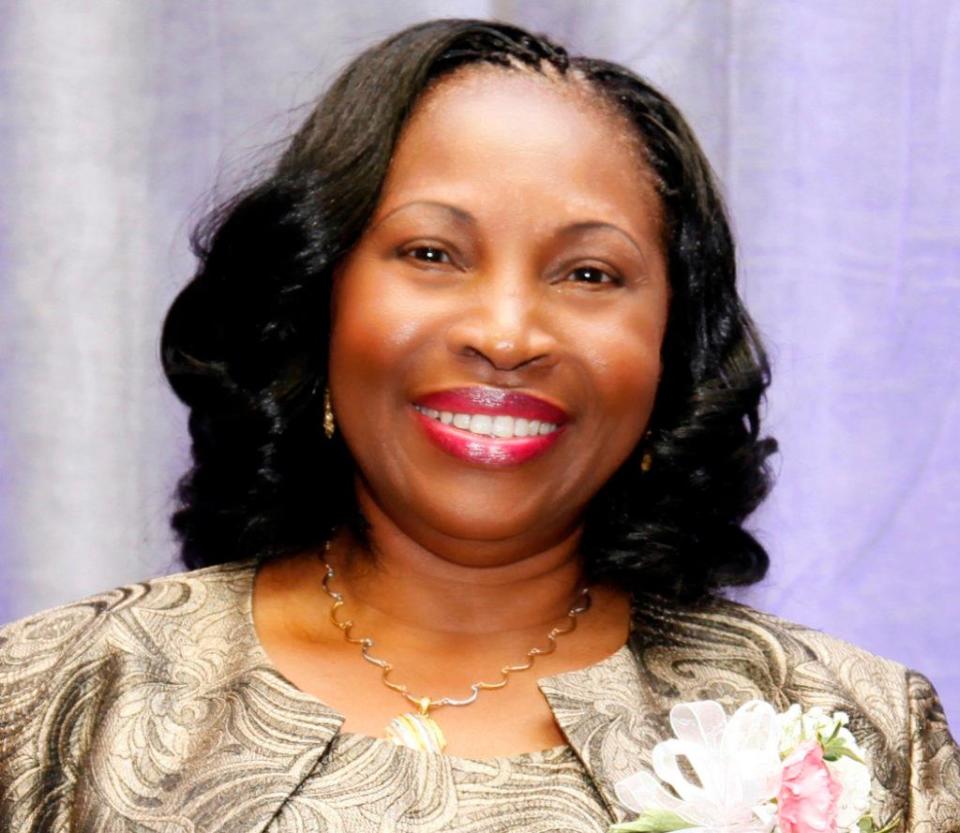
[330,256,417,377]
[579,304,666,390]
[574,307,666,424]
[327,270,412,471]
[591,348,661,440]
[327,255,443,452]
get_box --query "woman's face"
[329,68,669,563]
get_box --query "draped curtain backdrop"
[1,1,957,722]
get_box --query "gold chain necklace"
[317,551,592,753]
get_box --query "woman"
[0,19,957,832]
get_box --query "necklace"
[317,552,592,753]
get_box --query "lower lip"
[413,409,564,467]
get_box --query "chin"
[352,457,588,557]
[400,497,581,559]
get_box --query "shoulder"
[629,593,960,829]
[0,560,257,672]
[0,561,258,738]
[631,591,910,702]
[0,562,259,826]
[0,560,344,830]
[628,593,932,755]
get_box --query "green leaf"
[856,810,903,833]
[832,745,865,765]
[821,737,864,765]
[873,811,903,833]
[609,809,693,832]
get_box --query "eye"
[566,265,622,286]
[402,245,453,266]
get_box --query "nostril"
[447,308,558,373]
[462,345,548,373]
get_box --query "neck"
[326,484,589,640]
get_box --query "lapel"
[537,594,797,823]
[70,561,350,832]
[538,640,660,823]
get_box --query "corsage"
[611,700,900,833]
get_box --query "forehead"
[411,64,640,145]
[375,66,662,236]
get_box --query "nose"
[445,271,557,373]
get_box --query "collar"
[233,639,652,825]
[230,564,779,826]
[536,595,792,823]
[538,640,655,822]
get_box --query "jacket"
[1,561,957,831]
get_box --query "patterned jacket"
[1,562,957,831]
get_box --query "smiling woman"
[162,25,772,605]
[0,17,957,833]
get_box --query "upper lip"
[414,387,570,424]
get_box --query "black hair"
[161,18,777,603]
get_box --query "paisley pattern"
[268,734,608,832]
[0,561,957,832]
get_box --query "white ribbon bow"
[614,700,783,833]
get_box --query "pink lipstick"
[411,387,569,467]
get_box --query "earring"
[640,430,654,473]
[323,386,336,439]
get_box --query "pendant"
[385,698,447,752]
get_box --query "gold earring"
[640,430,654,473]
[323,386,336,439]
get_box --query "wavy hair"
[161,19,777,603]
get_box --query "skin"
[253,66,670,758]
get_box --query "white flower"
[776,704,805,756]
[828,754,872,831]
[614,700,782,833]
[778,705,842,753]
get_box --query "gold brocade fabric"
[1,561,958,832]
[275,733,608,831]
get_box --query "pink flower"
[777,740,842,833]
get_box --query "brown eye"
[404,245,452,265]
[568,265,621,286]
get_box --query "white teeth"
[469,414,493,435]
[492,415,513,438]
[415,405,560,439]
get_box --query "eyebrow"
[370,200,476,231]
[558,221,648,262]
[371,200,647,260]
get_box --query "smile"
[411,388,569,467]
[413,406,559,439]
